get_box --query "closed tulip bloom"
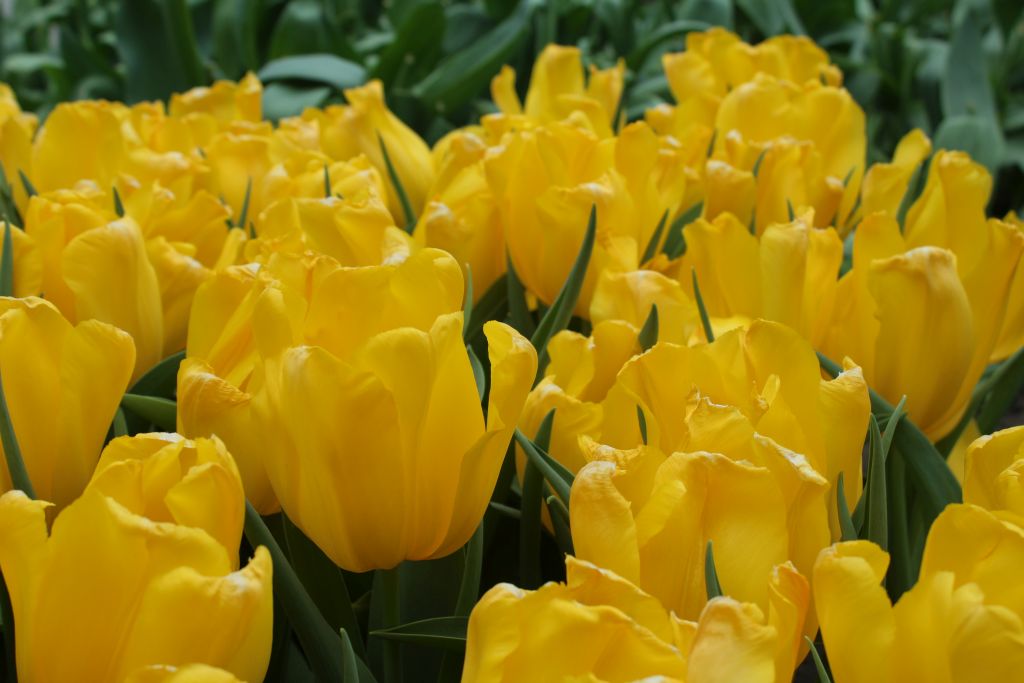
[0,297,134,508]
[305,80,434,224]
[23,189,165,378]
[814,505,1024,683]
[0,433,272,682]
[490,44,624,136]
[0,84,37,212]
[859,129,931,219]
[463,555,794,683]
[993,211,1024,361]
[590,269,699,346]
[249,249,536,571]
[488,119,685,314]
[168,73,262,137]
[965,426,1024,522]
[822,152,1024,439]
[30,100,129,194]
[680,211,844,348]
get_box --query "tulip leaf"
[750,148,769,179]
[837,472,858,542]
[545,490,574,556]
[817,352,961,524]
[466,273,508,344]
[513,428,573,507]
[505,253,535,337]
[113,187,125,217]
[375,566,403,682]
[120,394,177,432]
[976,344,1024,434]
[454,524,484,617]
[880,395,907,457]
[462,264,474,340]
[112,407,128,438]
[704,540,723,599]
[942,9,997,123]
[370,616,468,652]
[244,502,374,683]
[691,268,715,343]
[130,350,185,398]
[518,457,544,589]
[0,167,22,229]
[637,405,648,445]
[895,156,928,232]
[340,629,361,683]
[324,165,332,199]
[862,414,888,552]
[638,304,659,352]
[885,448,915,598]
[236,177,253,230]
[1,568,15,682]
[0,372,34,498]
[804,637,833,683]
[378,134,416,232]
[626,19,711,70]
[663,201,701,259]
[282,514,365,658]
[467,344,486,402]
[17,170,36,199]
[641,210,669,265]
[488,501,520,519]
[258,54,366,92]
[412,1,532,112]
[0,222,13,297]
[530,206,597,381]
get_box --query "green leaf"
[530,206,597,381]
[638,304,659,352]
[692,268,715,343]
[113,187,125,217]
[244,503,372,682]
[378,134,416,232]
[863,415,889,551]
[467,344,486,402]
[662,201,701,259]
[737,0,806,36]
[514,427,574,507]
[371,2,446,86]
[626,19,711,70]
[942,9,997,123]
[112,408,129,438]
[1,567,16,682]
[340,629,360,683]
[837,472,858,542]
[977,345,1024,433]
[895,156,927,232]
[505,253,535,337]
[545,490,574,555]
[115,0,206,102]
[17,170,36,199]
[212,0,261,78]
[465,273,508,343]
[370,616,468,652]
[933,114,1003,175]
[637,405,648,446]
[454,524,484,617]
[704,540,723,599]
[519,457,544,589]
[462,264,475,340]
[130,350,185,398]
[120,394,177,431]
[413,1,532,113]
[804,637,833,683]
[0,222,13,297]
[282,514,365,658]
[641,210,669,265]
[0,371,34,498]
[236,177,253,231]
[262,83,332,122]
[259,54,367,92]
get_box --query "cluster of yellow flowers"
[0,27,1022,682]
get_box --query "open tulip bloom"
[0,18,1023,683]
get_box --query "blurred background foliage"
[1,0,1022,213]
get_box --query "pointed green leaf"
[467,345,485,403]
[896,157,928,232]
[454,524,484,617]
[804,637,833,683]
[641,210,669,265]
[0,372,34,498]
[750,148,768,178]
[129,350,186,398]
[638,304,659,352]
[513,428,573,506]
[462,264,474,340]
[237,177,253,230]
[112,408,129,438]
[704,540,723,599]
[662,201,701,259]
[692,268,715,343]
[0,222,13,297]
[17,170,36,199]
[837,472,858,542]
[113,187,125,217]
[120,394,177,431]
[519,457,543,589]
[863,414,888,551]
[786,198,795,222]
[637,405,648,446]
[370,616,468,652]
[530,206,597,381]
[466,273,508,343]
[377,134,415,232]
[505,253,534,337]
[324,164,332,199]
[545,490,574,556]
[977,344,1024,434]
[258,54,366,92]
[340,629,360,683]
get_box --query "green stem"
[379,567,403,683]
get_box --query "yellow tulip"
[23,189,165,378]
[125,664,242,683]
[0,83,37,213]
[859,129,931,219]
[487,119,686,314]
[30,100,129,194]
[679,211,844,348]
[822,152,1024,440]
[414,131,505,298]
[0,432,272,682]
[590,268,698,346]
[814,505,1024,683]
[246,248,536,571]
[464,555,795,683]
[304,80,434,224]
[965,426,1024,522]
[0,223,42,296]
[168,73,262,134]
[490,44,624,136]
[993,211,1024,361]
[0,297,134,508]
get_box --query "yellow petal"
[686,598,777,683]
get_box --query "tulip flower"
[486,119,687,314]
[23,188,165,378]
[303,80,434,224]
[0,432,272,682]
[589,269,699,346]
[964,425,1024,522]
[0,296,134,508]
[247,248,535,571]
[821,150,1024,440]
[168,73,263,137]
[993,211,1024,361]
[679,211,844,348]
[490,44,624,137]
[464,555,802,682]
[125,664,243,683]
[0,223,42,296]
[0,83,37,212]
[814,504,1024,683]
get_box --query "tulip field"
[1,0,1024,681]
